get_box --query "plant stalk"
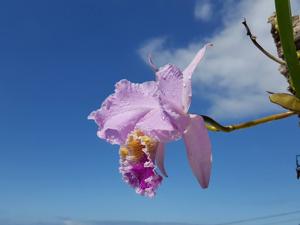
[275,0,300,97]
[203,111,297,132]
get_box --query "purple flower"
[118,130,163,197]
[89,45,212,197]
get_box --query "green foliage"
[275,0,300,97]
[269,93,300,112]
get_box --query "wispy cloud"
[194,0,212,21]
[62,220,198,225]
[0,218,199,225]
[139,0,300,120]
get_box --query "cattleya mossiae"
[88,44,212,197]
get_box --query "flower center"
[120,130,157,161]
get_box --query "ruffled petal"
[88,79,160,144]
[89,79,183,144]
[182,44,211,113]
[155,143,168,177]
[94,109,152,144]
[183,114,212,188]
[119,130,163,198]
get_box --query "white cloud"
[291,0,300,15]
[194,1,212,21]
[63,219,86,225]
[139,0,300,120]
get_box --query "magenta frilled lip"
[89,44,213,197]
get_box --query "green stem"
[203,111,297,132]
[275,0,300,97]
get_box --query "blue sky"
[0,0,300,225]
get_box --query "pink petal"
[183,114,212,188]
[96,109,151,144]
[135,108,181,143]
[156,64,185,113]
[88,79,160,144]
[155,143,168,177]
[155,64,191,133]
[89,79,183,144]
[182,44,212,113]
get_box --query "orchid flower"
[88,44,212,197]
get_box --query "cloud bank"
[139,0,300,120]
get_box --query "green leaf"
[269,93,300,112]
[275,0,300,98]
